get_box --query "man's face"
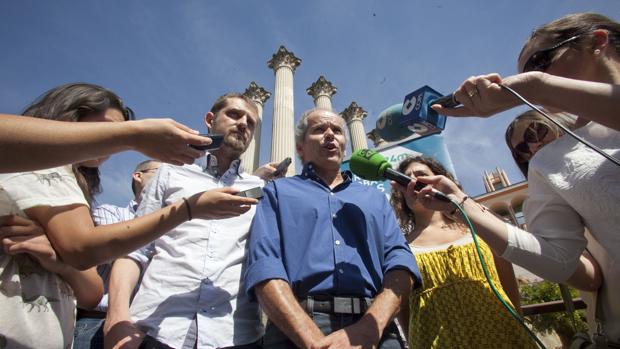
[297,110,346,169]
[132,161,162,198]
[206,97,258,156]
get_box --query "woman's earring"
[594,49,601,55]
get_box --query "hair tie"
[182,197,192,221]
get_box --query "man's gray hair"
[294,108,344,146]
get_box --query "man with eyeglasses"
[73,159,162,349]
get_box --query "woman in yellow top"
[390,155,536,349]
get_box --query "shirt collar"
[128,199,139,214]
[202,153,242,179]
[301,162,352,187]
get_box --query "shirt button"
[332,213,337,218]
[335,240,341,245]
[210,306,216,310]
[330,192,335,196]
[338,269,344,274]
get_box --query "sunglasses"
[522,35,581,72]
[513,122,550,157]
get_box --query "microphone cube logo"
[402,85,447,137]
[402,95,419,116]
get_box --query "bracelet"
[182,197,192,221]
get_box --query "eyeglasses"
[522,35,581,72]
[512,122,550,158]
[138,168,159,173]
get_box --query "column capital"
[243,81,271,106]
[306,75,337,100]
[340,102,367,123]
[268,45,301,73]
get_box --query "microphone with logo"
[399,85,457,136]
[349,149,451,202]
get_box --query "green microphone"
[350,149,450,201]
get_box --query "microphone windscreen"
[350,149,391,181]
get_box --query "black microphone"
[430,93,460,108]
[350,149,451,202]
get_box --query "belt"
[298,295,373,315]
[77,308,107,319]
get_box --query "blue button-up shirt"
[245,163,421,299]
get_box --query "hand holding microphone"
[402,175,468,213]
[349,149,451,202]
[430,73,538,117]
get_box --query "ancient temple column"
[240,81,271,173]
[341,102,369,151]
[306,75,337,111]
[268,46,301,176]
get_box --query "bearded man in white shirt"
[103,93,267,349]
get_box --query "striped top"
[90,200,137,311]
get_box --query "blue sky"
[1,1,618,206]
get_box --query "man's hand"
[253,161,279,181]
[131,118,211,166]
[0,215,68,274]
[312,319,381,349]
[189,187,258,220]
[103,317,145,349]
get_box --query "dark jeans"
[73,317,105,349]
[262,312,406,349]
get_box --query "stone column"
[306,75,337,110]
[268,46,301,176]
[341,102,368,151]
[240,81,271,174]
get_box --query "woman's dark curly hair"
[389,155,460,235]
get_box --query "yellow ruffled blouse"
[408,236,536,349]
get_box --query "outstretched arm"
[431,72,620,131]
[21,187,257,270]
[0,114,212,172]
[393,176,602,292]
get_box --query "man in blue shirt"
[245,108,421,349]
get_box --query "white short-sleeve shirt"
[0,165,88,348]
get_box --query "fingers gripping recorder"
[350,149,451,202]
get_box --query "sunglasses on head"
[522,35,581,72]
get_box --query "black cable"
[499,84,620,167]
